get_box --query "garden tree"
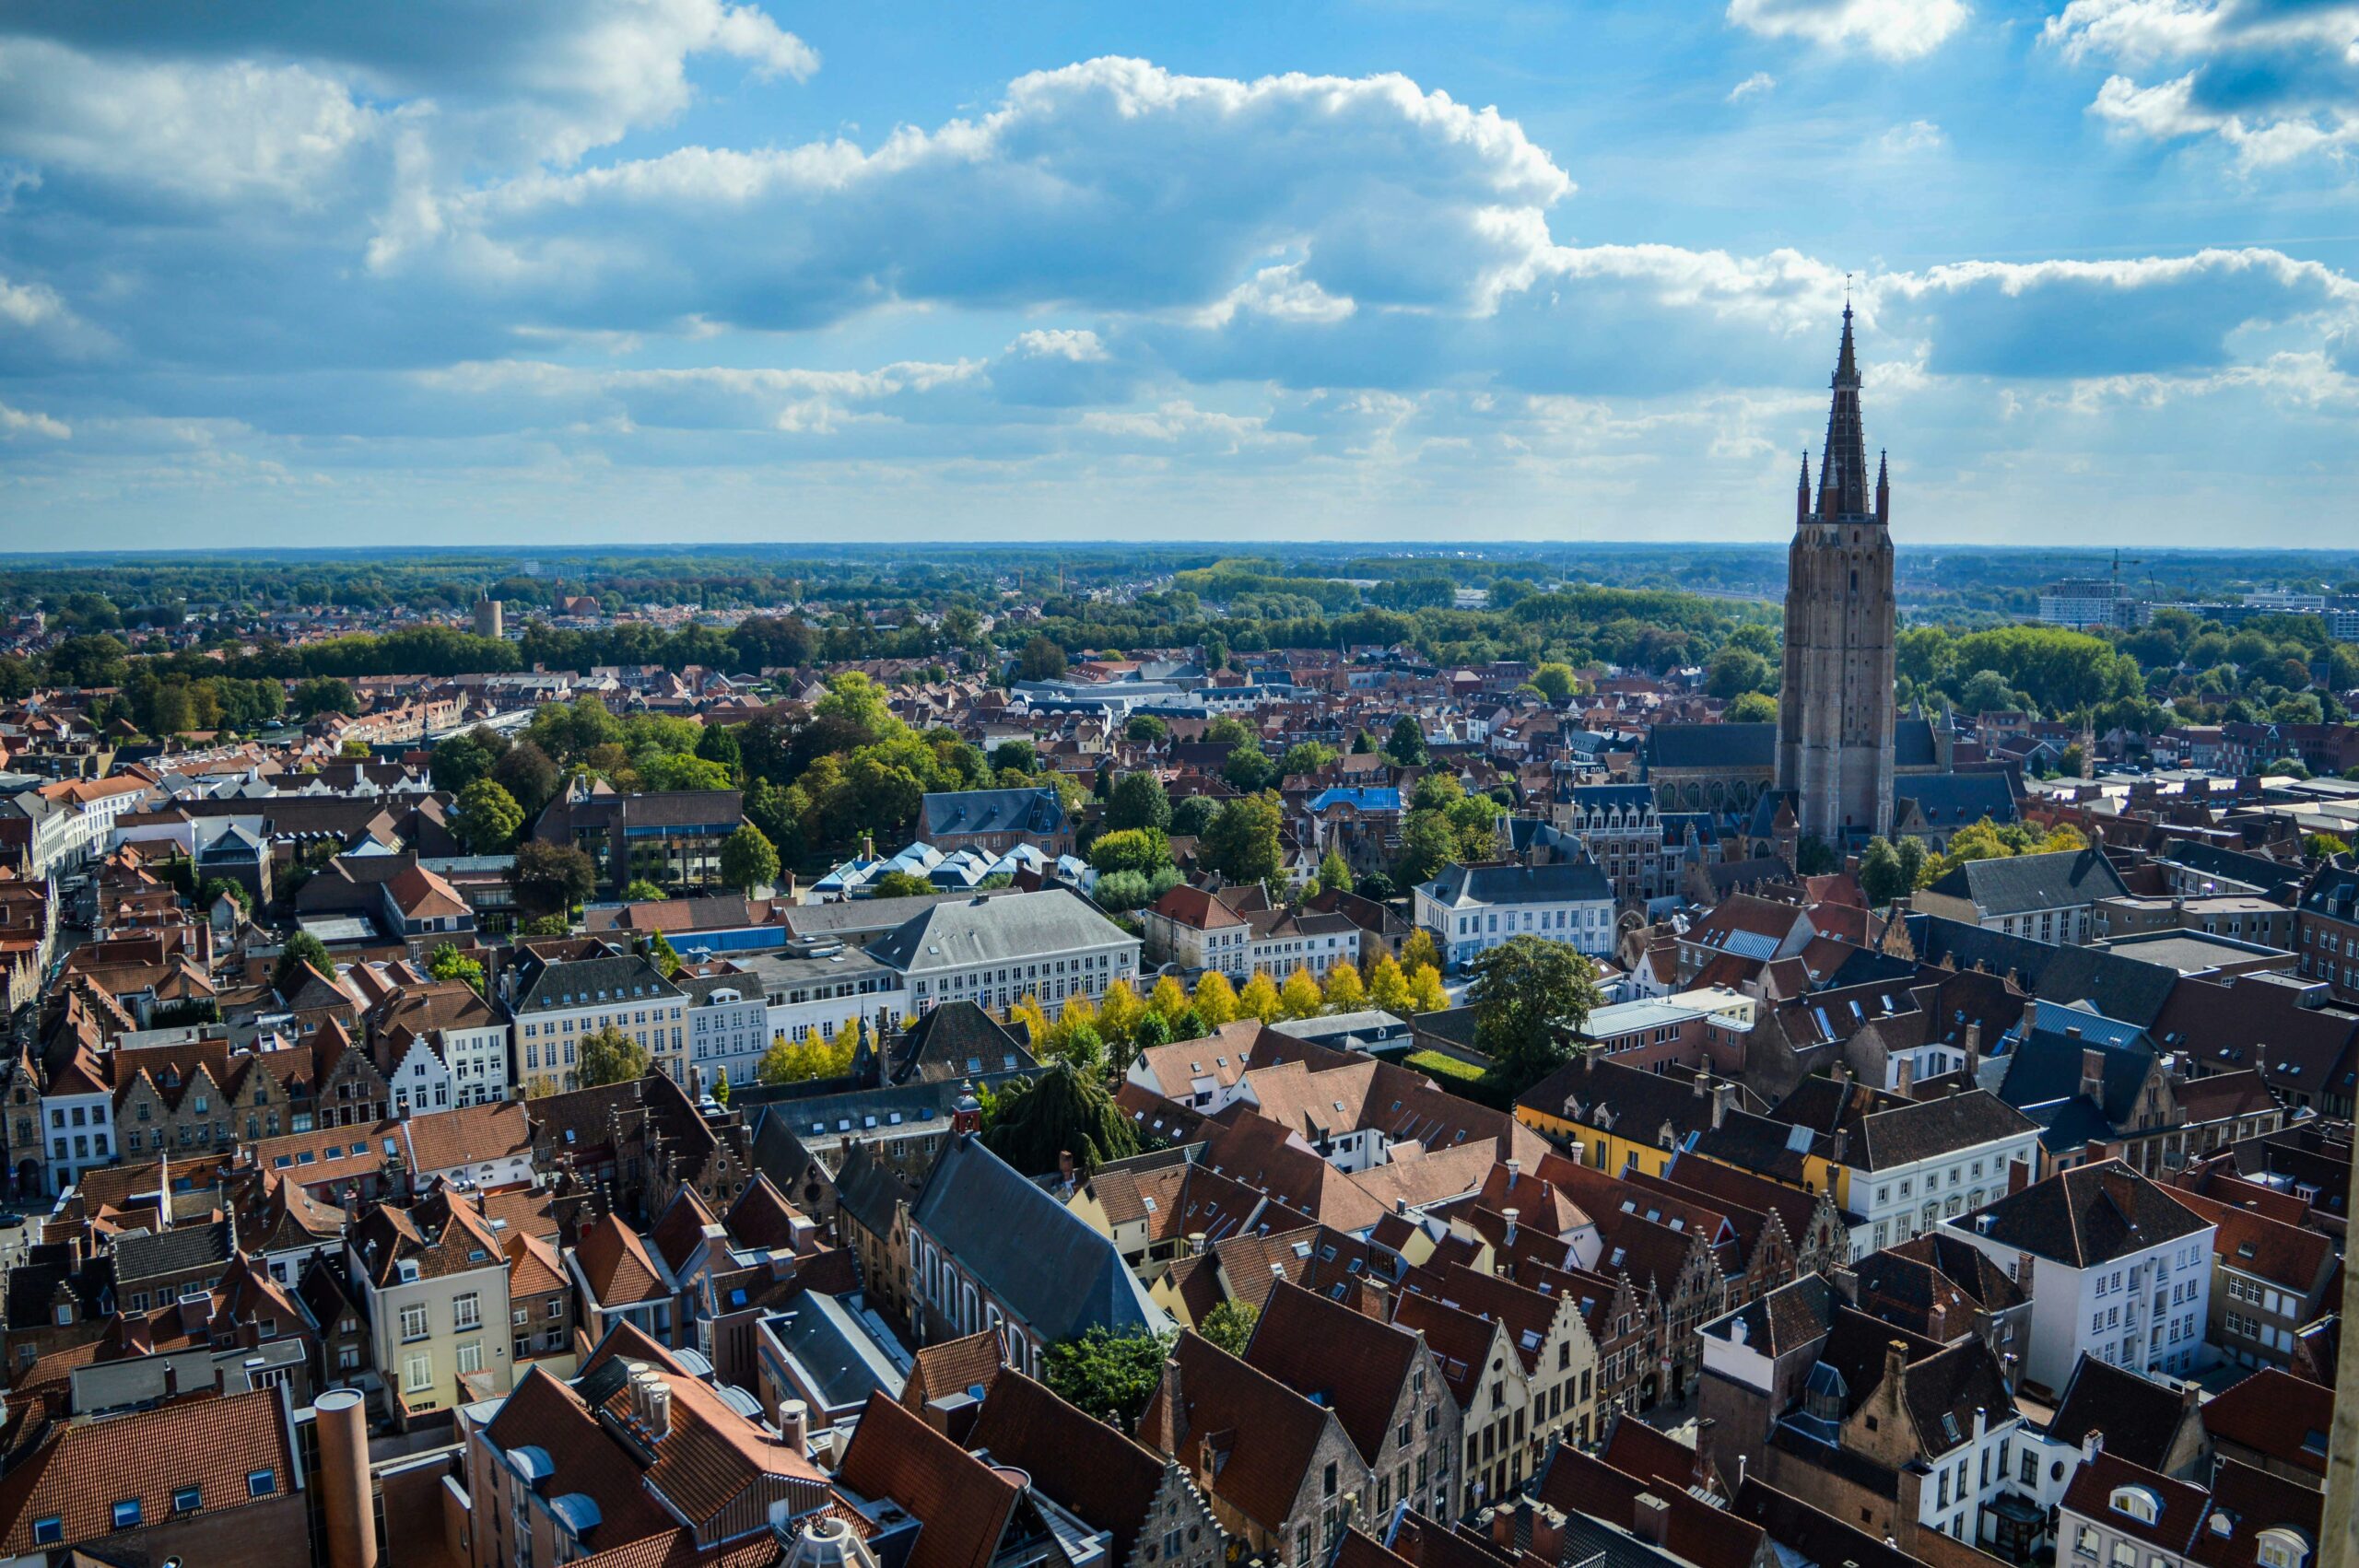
[1323,959,1366,1012]
[1238,971,1284,1024]
[1017,636,1069,682]
[2264,755,2312,778]
[1706,647,1774,699]
[711,1069,730,1106]
[758,1031,856,1084]
[430,728,506,793]
[1222,744,1278,793]
[1920,817,2088,885]
[1856,837,1927,907]
[1279,967,1325,1020]
[1278,741,1337,778]
[1794,837,1839,876]
[1148,974,1191,1024]
[992,739,1039,774]
[1351,730,1375,754]
[871,870,936,899]
[981,1060,1139,1178]
[1043,1327,1172,1433]
[720,824,780,892]
[694,722,743,776]
[2303,833,2349,860]
[272,930,334,995]
[294,676,360,718]
[1367,954,1414,1015]
[1401,929,1443,976]
[1124,713,1168,744]
[1165,1006,1207,1042]
[1199,1300,1260,1358]
[510,839,595,918]
[1088,827,1173,877]
[1097,979,1145,1047]
[519,913,573,937]
[1007,995,1054,1054]
[1055,1023,1109,1074]
[2059,742,2088,778]
[1529,662,1579,703]
[1393,810,1458,887]
[1104,771,1173,834]
[1316,849,1354,896]
[491,741,561,821]
[1384,716,1429,766]
[1092,869,1182,913]
[1725,692,1779,724]
[340,738,373,760]
[453,778,525,854]
[1169,795,1218,837]
[1192,971,1239,1028]
[1200,793,1285,884]
[1131,1011,1172,1052]
[1465,935,1601,1094]
[640,753,736,793]
[1058,992,1100,1047]
[812,671,903,743]
[644,931,684,978]
[426,942,485,994]
[621,879,669,903]
[1407,964,1449,1014]
[1204,715,1254,745]
[576,1025,651,1088]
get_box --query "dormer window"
[2109,1486,2160,1524]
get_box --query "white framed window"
[400,1303,429,1341]
[403,1352,433,1393]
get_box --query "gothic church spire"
[1817,302,1872,521]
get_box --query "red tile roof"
[0,1388,297,1556]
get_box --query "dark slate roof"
[1728,1478,1922,1568]
[1894,720,1939,770]
[2300,860,2359,921]
[909,1132,1170,1342]
[1699,1272,1834,1358]
[919,787,1068,838]
[1903,914,2181,1028]
[832,1140,918,1243]
[1421,859,1612,908]
[763,1291,905,1410]
[2046,1353,2195,1472]
[1897,772,2019,828]
[865,889,1133,974]
[1852,1091,2038,1173]
[886,1000,1037,1086]
[1563,784,1655,811]
[111,1217,235,1286]
[2161,839,2302,894]
[1925,848,2129,918]
[1946,1159,2211,1269]
[1648,723,1776,772]
[1997,1029,2155,1133]
[510,949,684,1014]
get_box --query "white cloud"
[0,41,376,204]
[2046,0,2359,166]
[1727,71,1778,102]
[0,401,69,439]
[1879,119,1949,154]
[1726,0,1970,61]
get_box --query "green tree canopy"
[1466,935,1602,1095]
[272,930,334,994]
[720,823,781,891]
[453,778,525,854]
[1385,715,1429,766]
[576,1025,651,1088]
[1199,792,1285,884]
[1043,1327,1173,1432]
[980,1061,1140,1178]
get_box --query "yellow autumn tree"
[1060,991,1099,1040]
[1193,970,1239,1029]
[1238,971,1283,1024]
[1008,994,1052,1052]
[1323,959,1367,1012]
[1279,966,1325,1020]
[1407,964,1449,1014]
[757,1032,856,1084]
[1401,929,1443,976]
[1367,954,1413,1015]
[1148,974,1191,1023]
[1097,978,1145,1045]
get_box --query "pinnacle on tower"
[1817,304,1872,520]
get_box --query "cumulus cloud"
[0,400,69,439]
[1726,0,1970,61]
[2046,0,2359,166]
[1878,119,1948,154]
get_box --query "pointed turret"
[1875,449,1890,524]
[1796,451,1813,524]
[1817,301,1872,520]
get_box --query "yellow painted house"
[1513,1053,1752,1185]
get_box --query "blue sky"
[1,0,2355,550]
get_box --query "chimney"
[1360,1278,1390,1322]
[1895,1054,1915,1096]
[2097,1162,2139,1219]
[1188,1231,1208,1257]
[1964,1022,1981,1076]
[2080,1048,2106,1100]
[2081,1428,2104,1464]
[1884,1340,1909,1417]
[1633,1494,1672,1548]
[2008,1158,2032,1197]
[1711,1082,1734,1130]
[316,1388,378,1568]
[1057,1149,1077,1188]
[1505,1158,1521,1188]
[1504,1208,1520,1246]
[1693,1068,1710,1100]
[779,1398,809,1452]
[1832,1129,1849,1167]
[1567,1140,1587,1167]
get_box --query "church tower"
[1776,304,1895,843]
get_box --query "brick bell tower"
[1777,303,1896,843]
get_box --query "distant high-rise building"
[1777,305,1895,843]
[473,596,504,639]
[2037,578,2139,630]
